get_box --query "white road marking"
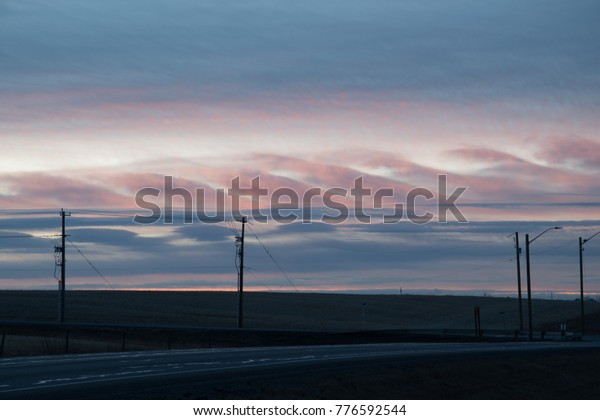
[2,341,599,395]
[34,370,155,386]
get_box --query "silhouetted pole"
[474,306,481,341]
[514,232,523,330]
[237,217,247,328]
[579,237,585,335]
[361,302,366,331]
[59,209,71,323]
[525,227,562,341]
[525,234,532,341]
[579,232,600,336]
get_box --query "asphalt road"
[1,341,599,399]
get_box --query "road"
[1,341,599,399]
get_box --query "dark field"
[1,290,599,356]
[1,290,598,331]
[2,291,600,399]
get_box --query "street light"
[525,226,562,341]
[508,232,524,330]
[579,231,600,336]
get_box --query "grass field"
[2,291,600,399]
[1,290,599,357]
[1,290,597,331]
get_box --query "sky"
[1,0,599,297]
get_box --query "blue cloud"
[2,0,598,103]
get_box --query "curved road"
[1,341,598,399]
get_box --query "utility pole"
[58,209,71,322]
[525,227,561,341]
[579,237,585,335]
[236,217,247,328]
[525,233,532,341]
[514,232,523,331]
[578,232,599,336]
[474,306,482,341]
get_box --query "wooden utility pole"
[525,233,532,341]
[579,237,585,335]
[514,232,523,331]
[58,209,71,322]
[578,232,600,336]
[236,217,247,328]
[474,306,482,341]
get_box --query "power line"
[413,256,513,282]
[0,234,61,240]
[245,267,274,292]
[69,265,233,272]
[247,225,299,292]
[67,238,115,290]
[69,210,138,218]
[227,219,240,236]
[246,225,328,330]
[0,209,59,216]
[51,237,61,282]
[531,239,575,256]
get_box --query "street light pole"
[525,234,532,341]
[525,226,561,341]
[514,232,523,331]
[579,231,600,336]
[579,237,584,335]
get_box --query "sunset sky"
[1,0,599,297]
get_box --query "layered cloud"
[537,136,600,172]
[445,146,600,202]
[0,211,598,297]
[1,1,599,293]
[1,144,598,215]
[2,0,598,101]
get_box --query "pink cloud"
[446,148,525,167]
[0,173,132,209]
[2,144,597,223]
[445,147,599,201]
[537,136,600,171]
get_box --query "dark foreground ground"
[2,291,599,399]
[2,290,599,356]
[1,290,598,331]
[118,348,600,400]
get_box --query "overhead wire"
[50,237,61,281]
[245,267,274,292]
[67,238,115,290]
[247,224,299,292]
[245,223,328,329]
[0,234,61,239]
[0,211,591,296]
[531,239,577,256]
[68,210,138,218]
